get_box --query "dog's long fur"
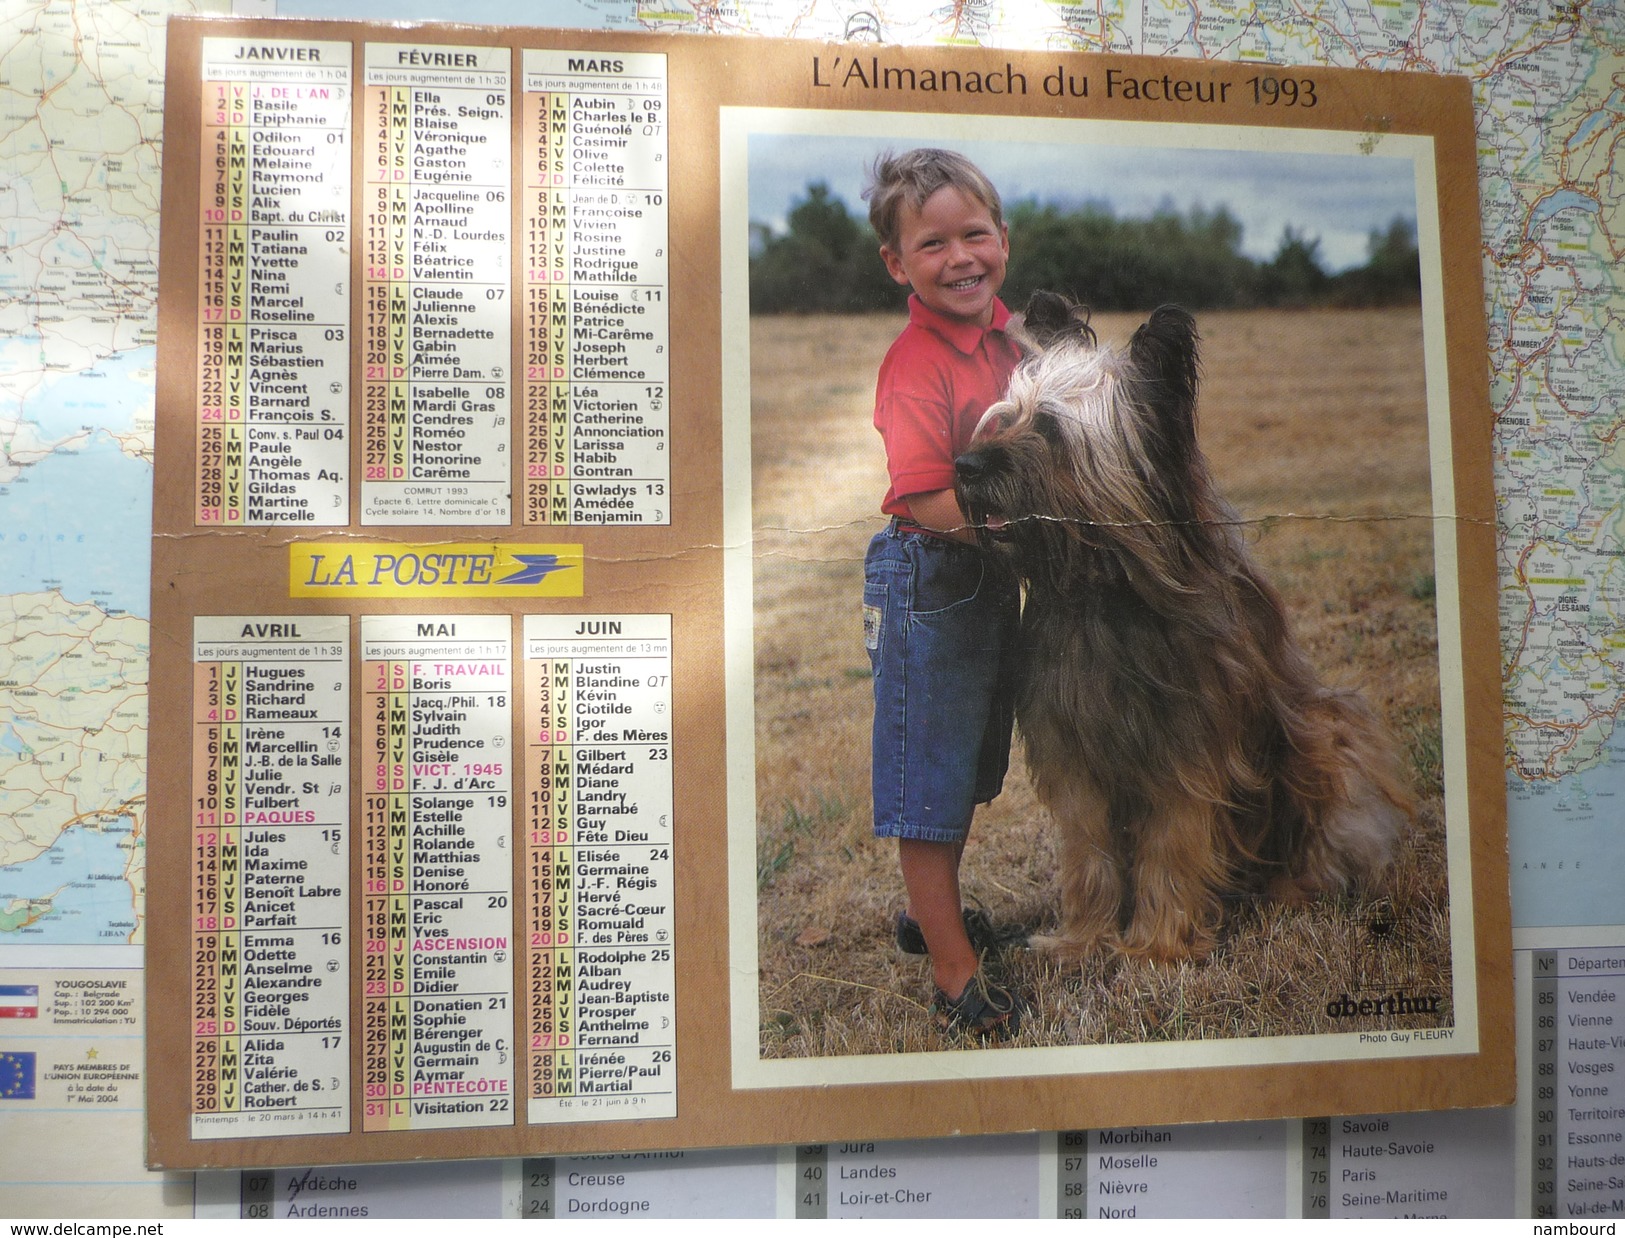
[955,293,1408,962]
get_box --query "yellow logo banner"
[289,543,584,598]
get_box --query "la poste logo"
[289,543,583,598]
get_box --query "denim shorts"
[864,523,1020,843]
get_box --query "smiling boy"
[861,149,1026,1039]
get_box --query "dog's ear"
[1129,305,1201,440]
[1130,305,1200,411]
[1020,291,1096,352]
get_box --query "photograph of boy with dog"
[728,115,1468,1069]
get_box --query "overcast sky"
[747,132,1420,273]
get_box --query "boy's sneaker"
[931,969,1028,1041]
[894,907,1000,955]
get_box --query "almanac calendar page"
[192,35,669,529]
[150,18,1513,1169]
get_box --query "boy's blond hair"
[863,148,1005,252]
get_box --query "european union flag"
[0,1051,36,1099]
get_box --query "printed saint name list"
[196,39,351,527]
[521,51,670,527]
[524,614,675,1124]
[361,44,513,525]
[190,616,349,1139]
[360,616,516,1130]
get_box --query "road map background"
[0,0,1619,1216]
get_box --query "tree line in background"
[749,182,1422,314]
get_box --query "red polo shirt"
[873,294,1020,520]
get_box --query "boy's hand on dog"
[906,487,980,544]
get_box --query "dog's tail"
[1269,689,1410,901]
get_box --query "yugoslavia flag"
[0,985,39,1018]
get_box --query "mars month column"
[360,44,513,525]
[524,614,675,1123]
[360,616,516,1131]
[189,616,350,1139]
[520,50,669,527]
[195,38,351,527]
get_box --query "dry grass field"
[748,306,1450,1059]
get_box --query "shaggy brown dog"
[955,293,1408,962]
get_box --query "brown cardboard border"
[149,16,1509,1169]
